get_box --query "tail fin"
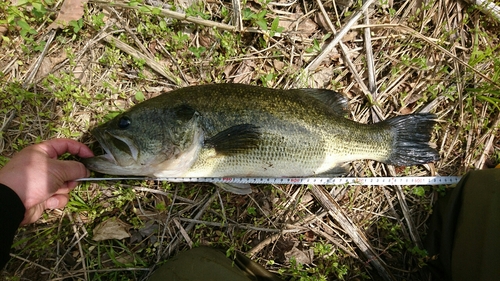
[384,113,440,166]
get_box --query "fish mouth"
[105,131,139,161]
[94,139,117,164]
[88,128,139,166]
[89,128,118,165]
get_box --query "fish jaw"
[81,154,143,176]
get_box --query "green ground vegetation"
[0,0,499,280]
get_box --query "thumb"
[21,194,71,225]
[51,159,89,186]
[45,194,70,210]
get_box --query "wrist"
[0,171,26,208]
[0,182,25,210]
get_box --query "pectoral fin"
[205,124,261,155]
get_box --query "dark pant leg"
[425,169,500,281]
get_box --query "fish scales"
[152,85,389,176]
[83,83,439,193]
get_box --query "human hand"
[0,139,94,225]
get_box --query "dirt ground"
[0,0,499,280]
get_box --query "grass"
[1,0,500,280]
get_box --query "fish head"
[83,103,203,176]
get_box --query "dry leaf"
[285,245,314,265]
[279,15,318,35]
[273,59,285,71]
[92,217,131,241]
[34,52,67,81]
[0,25,7,36]
[115,253,135,264]
[310,65,335,88]
[342,31,359,42]
[232,61,255,84]
[223,63,236,79]
[48,0,88,30]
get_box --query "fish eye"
[118,117,131,129]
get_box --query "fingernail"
[47,197,59,209]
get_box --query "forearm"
[0,183,25,269]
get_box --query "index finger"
[37,139,94,159]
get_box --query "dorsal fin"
[289,88,348,115]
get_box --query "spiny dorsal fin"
[289,88,348,115]
[205,124,261,155]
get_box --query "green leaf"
[270,17,279,31]
[477,95,500,111]
[256,19,267,30]
[242,8,254,20]
[247,206,256,216]
[135,91,145,102]
[152,7,161,15]
[14,0,29,6]
[16,19,31,30]
[412,186,425,197]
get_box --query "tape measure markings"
[77,176,462,186]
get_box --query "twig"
[68,213,89,281]
[105,6,154,59]
[163,192,218,256]
[178,217,303,233]
[9,253,57,275]
[381,187,410,240]
[475,113,500,168]
[314,0,373,99]
[309,223,358,259]
[386,166,422,248]
[153,186,179,268]
[395,185,422,247]
[362,1,379,122]
[0,110,15,135]
[157,43,189,84]
[53,212,87,275]
[463,0,500,22]
[52,267,149,280]
[90,0,236,31]
[351,23,500,89]
[232,0,243,31]
[133,186,195,204]
[103,35,185,86]
[305,0,375,72]
[247,233,282,258]
[309,185,395,281]
[173,218,193,248]
[22,29,56,88]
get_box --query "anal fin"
[214,182,252,195]
[316,165,349,177]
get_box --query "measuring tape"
[77,176,462,185]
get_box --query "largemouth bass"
[83,84,439,194]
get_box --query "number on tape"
[77,176,462,185]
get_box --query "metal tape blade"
[76,176,462,185]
